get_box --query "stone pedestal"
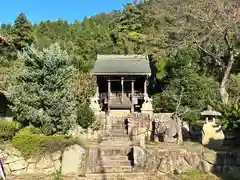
[202,122,225,148]
[141,101,153,114]
[89,96,101,115]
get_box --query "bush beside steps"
[12,126,78,159]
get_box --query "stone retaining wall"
[0,144,85,176]
[133,146,240,174]
[128,113,175,142]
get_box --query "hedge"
[12,126,78,159]
[0,120,20,140]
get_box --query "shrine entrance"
[97,75,147,112]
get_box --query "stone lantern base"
[202,121,225,148]
[141,100,153,114]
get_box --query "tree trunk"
[220,33,235,104]
[174,114,183,144]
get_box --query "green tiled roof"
[92,55,151,75]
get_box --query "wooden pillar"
[121,77,124,102]
[108,78,111,112]
[131,80,134,112]
[95,85,99,98]
[144,76,147,101]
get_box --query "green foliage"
[111,3,145,54]
[0,120,19,140]
[53,170,63,180]
[228,74,240,103]
[76,104,95,129]
[12,126,50,158]
[11,13,34,51]
[0,36,17,60]
[155,51,168,80]
[214,102,240,130]
[12,126,77,158]
[1,2,240,132]
[153,47,219,123]
[9,44,77,135]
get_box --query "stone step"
[111,125,126,130]
[109,110,130,117]
[111,122,126,126]
[97,159,131,166]
[110,131,126,136]
[111,128,126,133]
[106,136,130,141]
[101,134,129,141]
[100,147,131,156]
[100,140,139,147]
[108,133,129,137]
[95,165,133,173]
[102,155,129,161]
[85,172,146,180]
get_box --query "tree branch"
[175,88,184,115]
[224,31,232,51]
[195,42,225,68]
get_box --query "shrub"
[76,104,95,129]
[0,120,20,140]
[12,126,78,158]
[12,126,49,158]
[214,101,240,130]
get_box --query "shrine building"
[90,55,153,115]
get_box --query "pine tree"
[11,13,34,51]
[111,3,144,54]
[9,44,77,135]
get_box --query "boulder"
[8,159,27,172]
[5,155,24,164]
[61,144,85,175]
[133,146,146,168]
[26,163,36,173]
[36,155,54,170]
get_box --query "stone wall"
[133,146,240,175]
[127,113,201,144]
[127,113,175,141]
[69,111,106,141]
[0,144,85,176]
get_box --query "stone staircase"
[85,115,145,180]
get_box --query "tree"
[0,35,17,60]
[153,48,219,123]
[145,0,240,103]
[11,13,34,51]
[111,3,144,54]
[9,44,77,135]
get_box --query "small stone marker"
[201,105,225,148]
[141,97,153,114]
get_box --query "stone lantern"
[89,86,101,115]
[201,105,225,148]
[201,105,222,123]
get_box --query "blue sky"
[0,0,132,24]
